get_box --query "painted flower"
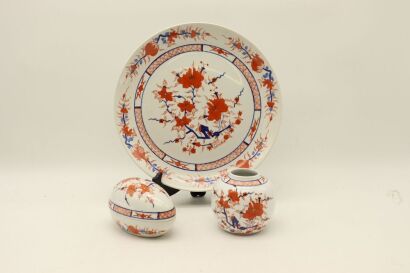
[177,67,204,89]
[190,30,197,38]
[132,145,147,161]
[236,159,250,168]
[126,184,137,197]
[144,42,159,57]
[228,190,240,203]
[175,116,191,127]
[207,98,228,121]
[267,101,275,109]
[127,225,140,235]
[262,79,274,90]
[243,200,264,220]
[120,106,128,114]
[158,86,173,101]
[178,100,195,112]
[168,30,178,44]
[251,54,264,72]
[138,183,151,194]
[218,196,230,209]
[121,125,134,137]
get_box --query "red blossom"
[228,190,240,203]
[267,101,275,109]
[121,125,134,137]
[144,42,159,56]
[126,184,136,197]
[178,100,195,112]
[132,146,147,161]
[120,106,128,114]
[158,86,173,101]
[168,31,178,43]
[262,79,274,90]
[243,201,264,220]
[218,196,230,209]
[138,184,151,194]
[177,67,204,89]
[190,148,196,154]
[207,98,228,121]
[236,159,250,168]
[190,30,197,38]
[127,225,140,235]
[251,54,264,72]
[175,116,191,127]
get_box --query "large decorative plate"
[114,23,280,192]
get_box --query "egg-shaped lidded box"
[109,177,176,237]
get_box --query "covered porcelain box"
[109,177,176,237]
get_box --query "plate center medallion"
[137,48,258,168]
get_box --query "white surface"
[1,0,409,272]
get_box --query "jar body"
[211,168,274,235]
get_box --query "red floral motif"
[168,30,178,44]
[236,159,250,168]
[251,54,264,72]
[177,100,195,112]
[151,64,244,155]
[262,79,274,90]
[158,86,173,101]
[213,190,272,234]
[267,101,275,110]
[242,200,264,220]
[144,42,159,57]
[127,225,140,235]
[121,125,134,137]
[207,98,228,121]
[126,184,137,197]
[175,116,191,127]
[228,190,240,203]
[125,26,210,78]
[218,196,230,208]
[132,145,147,161]
[115,178,157,207]
[177,67,204,89]
[120,223,165,236]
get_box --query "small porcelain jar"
[212,168,274,235]
[109,177,176,237]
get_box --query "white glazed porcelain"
[212,168,274,235]
[114,23,281,192]
[109,177,176,237]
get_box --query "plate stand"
[152,172,206,198]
